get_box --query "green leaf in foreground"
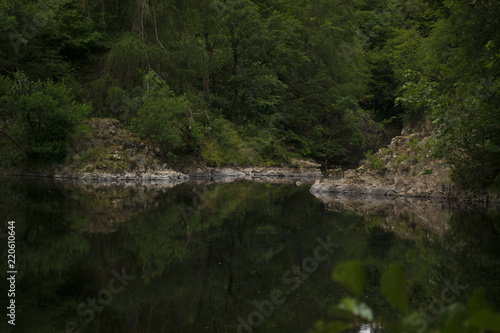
[468,288,489,315]
[381,264,408,314]
[309,320,350,333]
[467,309,500,331]
[440,303,467,333]
[332,260,365,299]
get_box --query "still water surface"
[0,179,499,333]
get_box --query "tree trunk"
[203,29,215,100]
[229,32,239,119]
[132,0,145,33]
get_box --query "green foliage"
[332,260,365,299]
[0,0,388,168]
[396,153,408,164]
[408,136,420,151]
[248,130,289,165]
[131,72,201,158]
[2,0,497,177]
[0,0,106,80]
[393,0,500,191]
[381,264,408,314]
[350,131,365,149]
[200,118,258,166]
[365,150,384,170]
[422,168,433,175]
[0,72,90,164]
[357,0,441,124]
[398,68,500,189]
[311,263,500,333]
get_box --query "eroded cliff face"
[312,129,499,203]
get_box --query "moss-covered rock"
[69,118,167,174]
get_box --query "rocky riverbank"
[312,129,500,203]
[0,118,322,184]
[2,118,497,203]
[0,166,322,185]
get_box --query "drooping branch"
[152,1,167,51]
[0,126,26,153]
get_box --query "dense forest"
[1,0,499,190]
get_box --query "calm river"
[0,179,499,332]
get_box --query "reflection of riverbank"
[0,177,317,235]
[0,178,184,233]
[310,191,498,239]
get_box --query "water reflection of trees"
[0,180,498,332]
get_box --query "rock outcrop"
[0,118,190,183]
[1,118,323,183]
[311,132,499,203]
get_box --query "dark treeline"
[0,0,499,189]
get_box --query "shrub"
[408,136,419,151]
[0,73,91,164]
[397,153,409,164]
[421,168,433,175]
[200,118,258,166]
[131,72,201,158]
[249,131,289,166]
[365,150,384,170]
[351,131,365,149]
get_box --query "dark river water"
[0,178,499,333]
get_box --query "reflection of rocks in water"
[60,181,185,233]
[189,176,319,186]
[311,191,457,238]
[356,323,385,333]
[188,166,322,179]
